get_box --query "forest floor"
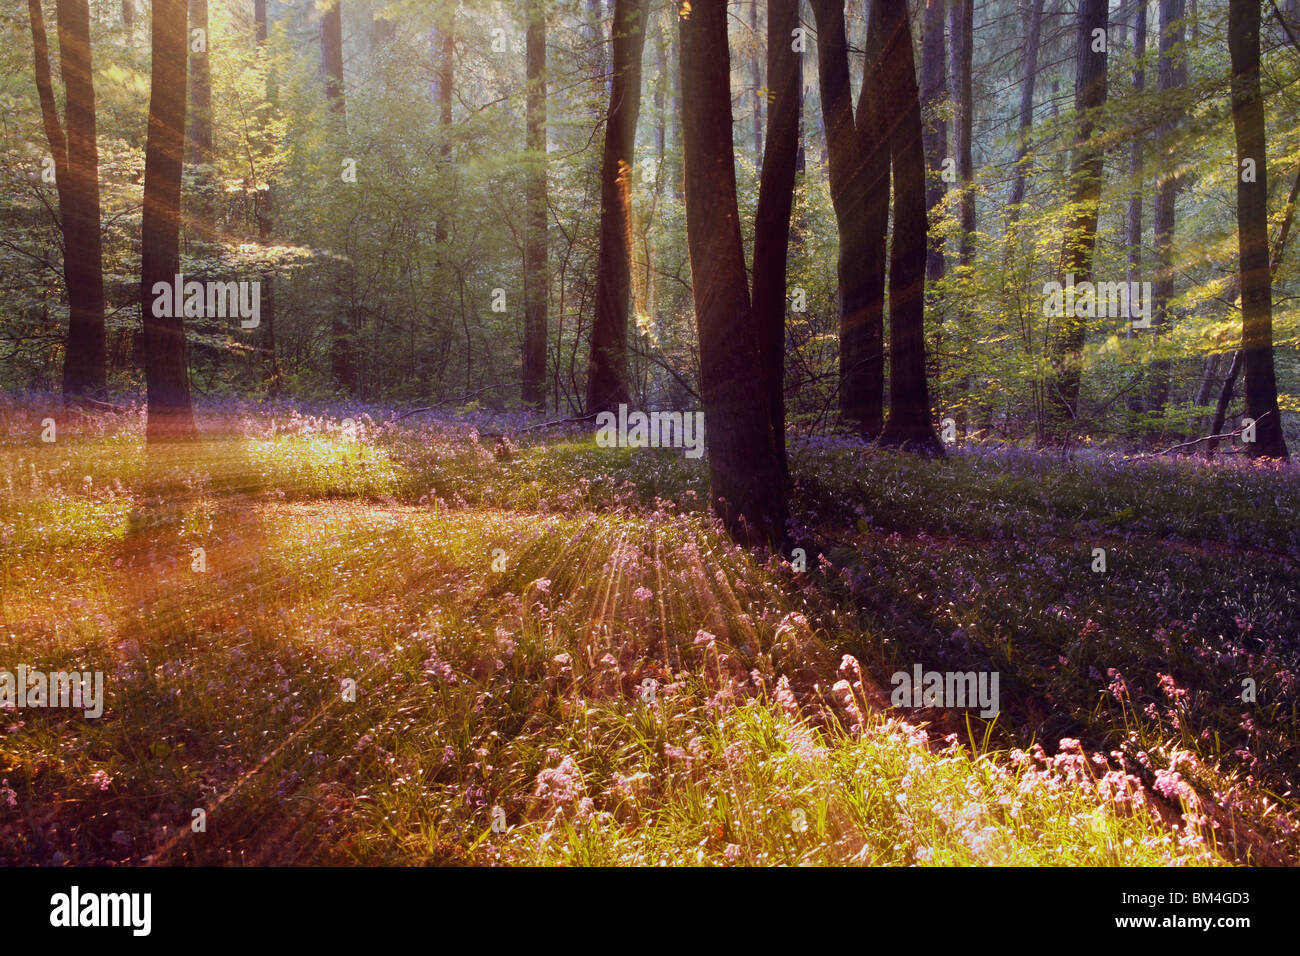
[1,396,1297,865]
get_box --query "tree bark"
[586,0,650,414]
[522,1,549,410]
[1147,0,1185,418]
[1126,0,1147,412]
[321,1,356,394]
[752,0,801,479]
[29,0,107,400]
[1227,0,1288,458]
[1048,0,1109,441]
[920,0,948,287]
[435,23,454,244]
[188,0,214,239]
[141,0,196,442]
[878,0,944,455]
[1007,0,1045,221]
[679,0,786,548]
[810,0,888,438]
[947,0,974,266]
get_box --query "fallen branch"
[1128,410,1273,459]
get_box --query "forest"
[0,0,1297,870]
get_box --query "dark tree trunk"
[810,0,888,438]
[1007,0,1045,220]
[947,0,974,266]
[522,1,549,410]
[920,0,948,287]
[141,0,195,442]
[586,0,650,415]
[1048,0,1109,441]
[679,0,786,548]
[878,0,944,455]
[752,0,801,479]
[1125,0,1146,414]
[1228,0,1288,458]
[123,0,134,37]
[1147,0,1185,418]
[321,1,355,394]
[750,0,763,164]
[253,0,278,393]
[435,23,454,243]
[188,0,214,239]
[29,0,107,400]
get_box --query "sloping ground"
[0,404,1292,865]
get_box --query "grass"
[0,396,1293,865]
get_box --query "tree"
[586,0,650,415]
[28,0,106,400]
[809,0,888,438]
[188,0,214,239]
[877,0,944,455]
[947,0,974,267]
[920,0,948,288]
[1227,0,1288,458]
[522,0,549,410]
[679,0,787,548]
[1007,0,1045,223]
[752,0,801,479]
[141,0,196,442]
[321,0,356,394]
[1146,0,1185,418]
[1048,0,1109,440]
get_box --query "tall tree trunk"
[753,0,800,479]
[810,0,888,438]
[141,0,195,442]
[947,0,974,266]
[1147,0,1185,419]
[750,0,763,164]
[679,0,786,548]
[1007,0,1045,221]
[253,0,278,393]
[920,0,948,288]
[123,0,134,38]
[1227,0,1288,458]
[435,22,454,244]
[878,0,944,455]
[586,0,650,414]
[1125,0,1147,414]
[321,1,355,393]
[188,0,214,239]
[1048,0,1109,441]
[522,1,549,410]
[29,0,107,400]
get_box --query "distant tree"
[1048,0,1109,441]
[27,0,106,400]
[920,0,948,288]
[188,0,214,239]
[586,0,650,415]
[522,0,549,410]
[1228,0,1288,458]
[321,0,357,394]
[141,0,196,441]
[679,0,787,548]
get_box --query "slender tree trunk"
[947,0,974,266]
[253,0,278,393]
[188,0,213,239]
[435,25,454,244]
[750,0,763,164]
[878,0,944,455]
[123,0,134,38]
[586,0,650,414]
[1228,0,1288,458]
[1126,0,1147,414]
[321,1,356,394]
[679,0,786,548]
[753,0,800,479]
[141,0,195,442]
[1147,0,1185,418]
[1007,0,1045,221]
[29,0,107,400]
[1048,0,1109,441]
[920,0,948,287]
[522,1,549,410]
